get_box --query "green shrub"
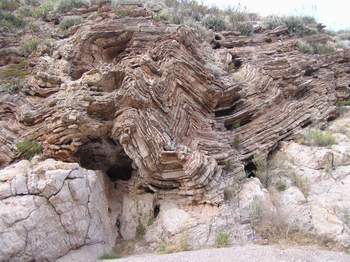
[21,38,39,56]
[337,99,350,106]
[55,0,87,13]
[0,80,24,94]
[158,235,189,254]
[153,10,170,22]
[226,5,254,35]
[0,60,29,80]
[59,16,82,30]
[136,221,146,240]
[297,40,336,55]
[296,40,314,54]
[184,20,210,41]
[313,43,336,54]
[0,10,25,31]
[16,140,43,160]
[17,5,35,17]
[224,159,235,171]
[291,174,310,198]
[115,10,129,17]
[226,5,250,23]
[302,129,337,147]
[111,0,136,6]
[224,183,240,201]
[202,15,226,31]
[233,135,240,148]
[263,15,284,30]
[341,209,350,228]
[28,22,40,32]
[0,60,27,93]
[283,16,307,35]
[275,179,287,192]
[233,120,241,129]
[0,0,19,11]
[98,253,121,260]
[253,153,271,188]
[33,1,54,18]
[264,15,317,36]
[233,22,253,36]
[169,12,186,24]
[216,232,229,247]
[147,216,155,226]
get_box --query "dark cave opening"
[211,40,221,49]
[244,159,257,178]
[75,138,134,182]
[153,204,160,218]
[214,34,222,40]
[106,164,133,182]
[231,54,243,70]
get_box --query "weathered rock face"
[0,2,350,210]
[0,158,116,262]
[267,110,350,248]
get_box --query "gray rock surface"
[268,112,350,248]
[0,159,116,262]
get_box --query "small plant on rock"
[291,174,310,198]
[302,129,336,147]
[0,10,25,31]
[202,15,227,31]
[253,153,271,188]
[56,0,87,13]
[275,179,287,192]
[21,37,39,56]
[0,0,19,11]
[16,139,43,160]
[59,16,82,30]
[215,231,230,247]
[337,99,350,106]
[136,220,146,240]
[296,41,314,54]
[297,40,336,55]
[158,234,189,254]
[98,253,121,260]
[33,1,54,18]
[216,231,229,247]
[153,10,169,22]
[233,135,240,148]
[0,60,28,94]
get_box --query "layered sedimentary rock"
[0,4,350,206]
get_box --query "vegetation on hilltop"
[0,0,324,36]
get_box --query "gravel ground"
[109,245,350,262]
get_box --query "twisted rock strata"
[1,9,350,205]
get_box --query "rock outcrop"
[1,3,349,206]
[0,158,115,261]
[1,1,350,260]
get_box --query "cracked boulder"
[0,159,115,262]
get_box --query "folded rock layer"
[0,7,349,205]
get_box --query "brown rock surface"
[1,5,349,206]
